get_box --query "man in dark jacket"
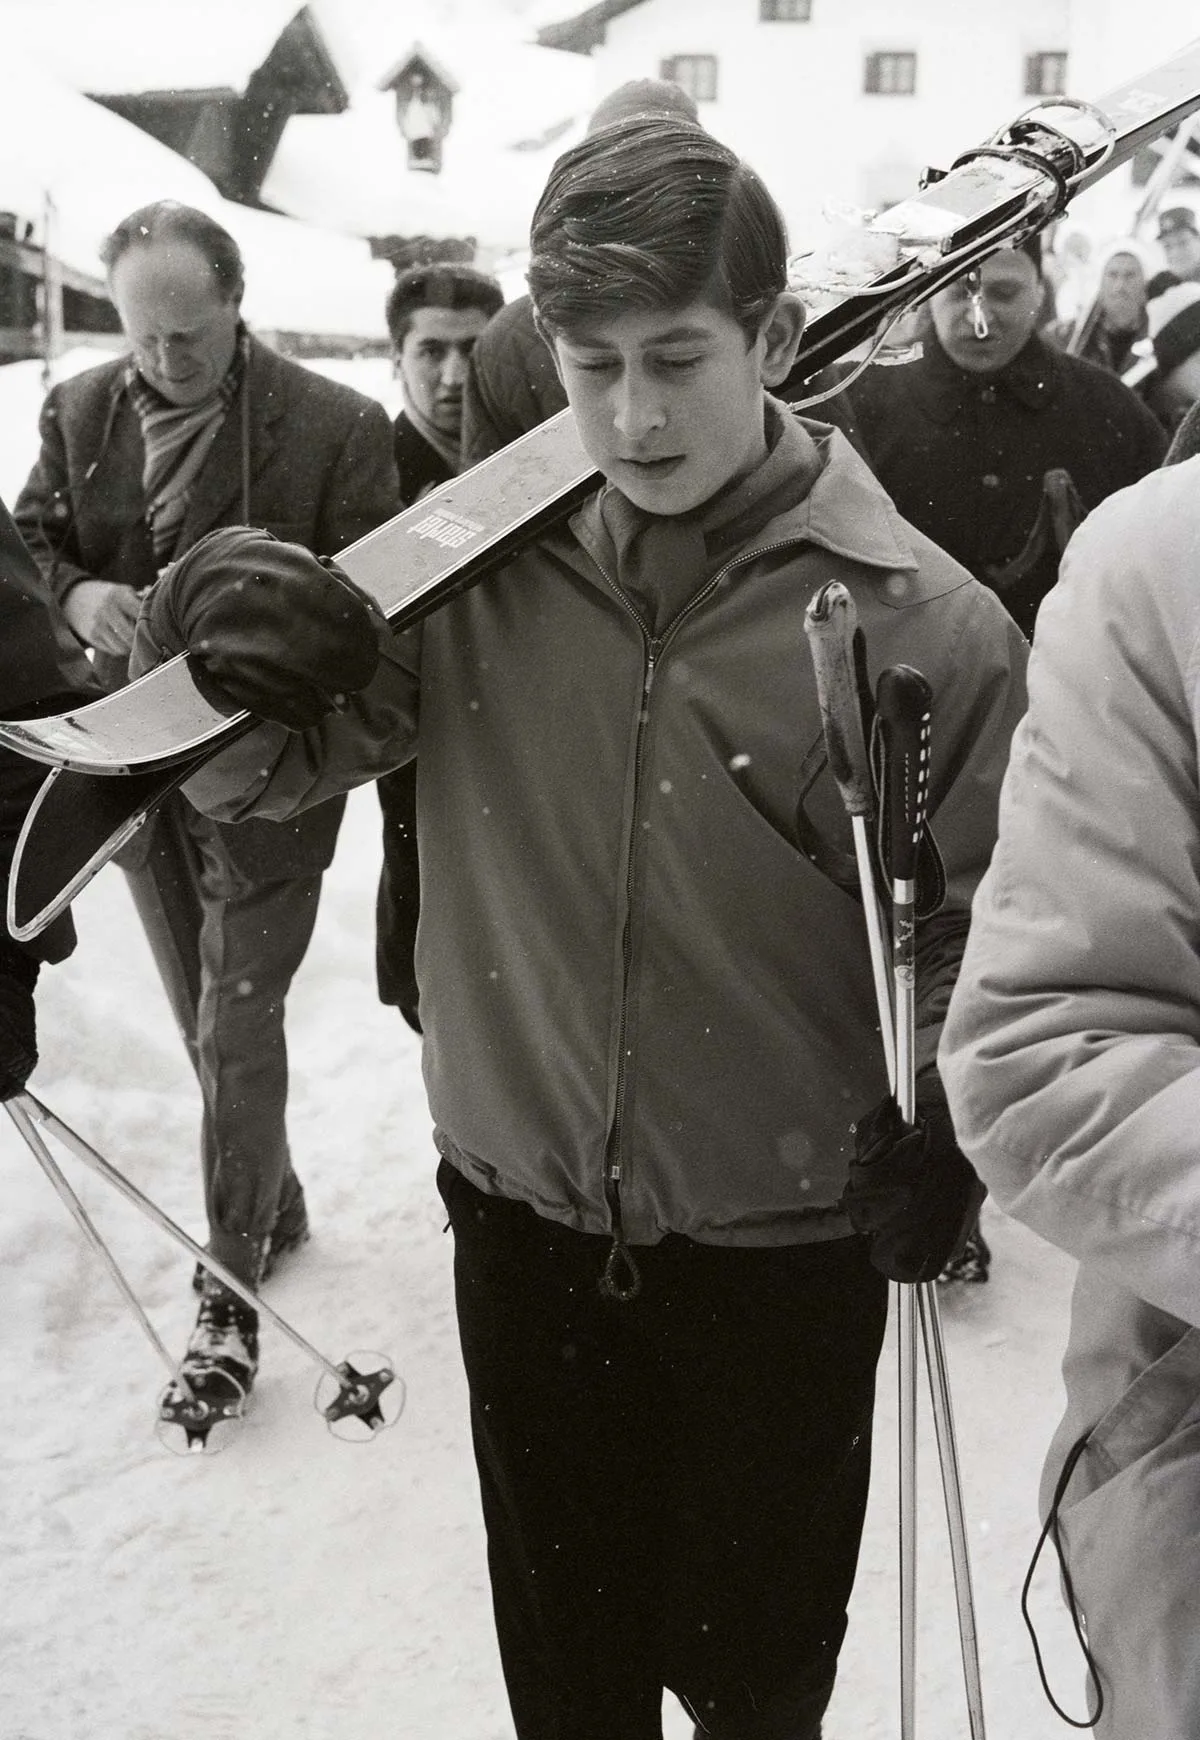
[376,260,502,1030]
[1156,204,1200,285]
[0,498,100,1100]
[389,260,503,500]
[14,200,399,1405]
[849,237,1164,1283]
[849,238,1166,643]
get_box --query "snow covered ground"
[0,787,1087,1740]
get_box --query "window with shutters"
[864,52,916,96]
[1025,52,1068,97]
[759,0,813,20]
[659,55,718,103]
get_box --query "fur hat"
[1124,281,1200,389]
[1157,205,1200,242]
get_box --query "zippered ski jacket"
[184,406,1027,1247]
[939,459,1200,1734]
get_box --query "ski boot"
[936,1221,992,1285]
[159,1275,261,1452]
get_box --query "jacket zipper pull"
[642,641,661,711]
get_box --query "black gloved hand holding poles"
[849,1066,987,1284]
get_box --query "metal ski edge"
[7,761,194,940]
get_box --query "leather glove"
[136,525,384,731]
[846,1070,987,1284]
[0,943,39,1100]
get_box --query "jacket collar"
[569,395,918,585]
[913,329,1060,420]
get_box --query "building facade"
[538,0,1074,241]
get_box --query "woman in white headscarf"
[1053,236,1155,374]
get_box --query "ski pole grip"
[875,664,933,883]
[804,581,873,818]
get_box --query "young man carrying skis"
[132,119,1027,1739]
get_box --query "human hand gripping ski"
[804,581,986,1740]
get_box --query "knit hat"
[142,526,383,730]
[1124,282,1200,388]
[1157,205,1199,242]
[586,78,700,135]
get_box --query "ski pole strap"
[1020,1431,1105,1728]
[803,581,874,819]
[873,665,934,891]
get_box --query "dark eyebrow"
[565,323,717,350]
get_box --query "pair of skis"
[5,1091,403,1453]
[805,582,983,1740]
[5,39,1200,938]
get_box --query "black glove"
[138,526,384,731]
[0,943,38,1100]
[846,1071,986,1284]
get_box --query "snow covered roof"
[0,47,392,340]
[0,0,317,96]
[377,42,461,98]
[535,0,647,54]
[2,0,595,259]
[261,23,594,251]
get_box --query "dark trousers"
[438,1160,889,1740]
[124,793,321,1281]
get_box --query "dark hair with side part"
[100,201,244,301]
[386,262,505,348]
[528,118,788,345]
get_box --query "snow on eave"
[377,42,461,97]
[534,0,647,55]
[0,0,325,97]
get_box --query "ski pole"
[917,1283,987,1737]
[8,1091,403,1439]
[5,1094,197,1399]
[805,590,987,1740]
[873,667,987,1740]
[803,581,896,1091]
[873,665,931,1740]
[804,586,917,1733]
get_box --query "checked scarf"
[127,341,245,567]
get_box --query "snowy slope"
[0,782,1088,1740]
